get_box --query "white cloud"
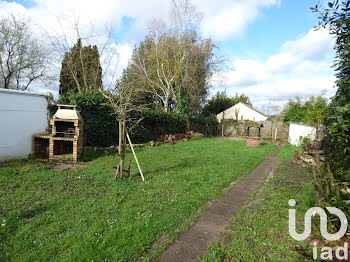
[0,0,336,105]
[213,28,336,109]
[197,0,281,40]
[1,0,281,41]
[1,0,280,94]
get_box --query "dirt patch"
[154,149,280,262]
[50,163,88,171]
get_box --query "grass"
[277,143,302,160]
[0,139,276,261]
[201,144,316,262]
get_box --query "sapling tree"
[100,80,145,179]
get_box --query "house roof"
[238,102,268,117]
[0,88,49,97]
[218,102,268,117]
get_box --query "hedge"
[50,91,189,146]
[189,114,219,137]
[132,110,188,143]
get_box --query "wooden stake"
[312,166,320,198]
[113,165,120,180]
[325,181,330,196]
[315,151,320,174]
[327,162,334,193]
[336,184,340,201]
[126,131,145,181]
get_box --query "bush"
[189,114,219,137]
[282,96,328,126]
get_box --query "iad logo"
[288,199,349,260]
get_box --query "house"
[216,102,268,122]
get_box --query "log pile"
[157,131,204,145]
[293,146,325,166]
[293,136,325,166]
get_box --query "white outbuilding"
[216,102,268,122]
[288,122,317,146]
[0,88,49,161]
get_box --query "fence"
[0,88,49,161]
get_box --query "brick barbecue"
[32,105,84,163]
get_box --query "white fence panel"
[288,122,316,146]
[0,89,48,161]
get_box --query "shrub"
[282,96,328,126]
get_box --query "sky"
[0,0,336,112]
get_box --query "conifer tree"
[59,39,103,96]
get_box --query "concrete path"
[155,149,279,262]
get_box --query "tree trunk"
[118,120,122,155]
[164,99,169,113]
[117,118,127,178]
[119,153,125,178]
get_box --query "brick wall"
[220,119,289,141]
[246,137,261,146]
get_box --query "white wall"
[288,123,316,146]
[217,102,268,122]
[0,89,48,161]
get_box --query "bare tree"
[169,0,202,38]
[100,80,146,179]
[259,100,283,141]
[0,15,50,90]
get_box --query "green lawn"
[201,144,316,262]
[0,139,276,261]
